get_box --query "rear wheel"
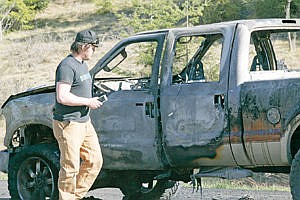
[290,149,300,200]
[8,143,60,200]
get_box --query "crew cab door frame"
[234,27,300,167]
[90,32,166,170]
[160,26,235,168]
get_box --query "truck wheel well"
[10,124,56,148]
[291,126,300,159]
[24,124,56,145]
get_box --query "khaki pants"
[53,119,103,200]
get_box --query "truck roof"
[136,18,300,36]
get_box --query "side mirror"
[103,66,111,72]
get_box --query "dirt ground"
[0,180,292,200]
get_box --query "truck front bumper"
[0,150,8,173]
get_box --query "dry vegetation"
[201,173,290,192]
[0,0,123,149]
[0,1,122,104]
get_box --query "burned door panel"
[160,32,230,168]
[91,34,166,170]
[161,83,226,167]
[91,90,161,170]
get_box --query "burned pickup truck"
[1,19,300,200]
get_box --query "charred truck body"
[1,19,300,199]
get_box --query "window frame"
[171,33,224,84]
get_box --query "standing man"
[53,30,103,200]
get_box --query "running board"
[192,167,253,180]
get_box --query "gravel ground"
[0,180,292,200]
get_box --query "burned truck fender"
[2,87,56,148]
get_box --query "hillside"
[0,0,127,149]
[0,1,126,105]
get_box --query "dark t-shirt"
[53,54,92,122]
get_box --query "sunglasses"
[89,38,99,47]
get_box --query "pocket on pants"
[53,120,70,141]
[60,121,71,129]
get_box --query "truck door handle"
[214,94,225,109]
[145,102,155,118]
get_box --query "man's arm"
[56,82,102,109]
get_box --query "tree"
[286,0,298,52]
[199,0,253,24]
[0,0,49,39]
[121,0,185,33]
[288,0,300,18]
[250,0,298,18]
[118,0,207,67]
[0,0,16,40]
[178,0,207,26]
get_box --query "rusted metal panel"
[240,79,300,166]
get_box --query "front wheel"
[8,143,60,200]
[290,149,300,200]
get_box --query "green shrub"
[1,0,49,32]
[24,0,49,11]
[4,0,36,30]
[94,0,113,14]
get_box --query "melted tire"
[8,143,60,200]
[290,149,300,200]
[123,179,177,200]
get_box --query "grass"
[183,176,290,192]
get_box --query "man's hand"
[87,97,102,109]
[56,82,102,109]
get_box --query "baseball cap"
[75,30,99,47]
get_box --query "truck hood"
[1,85,55,109]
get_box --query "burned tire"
[122,179,174,200]
[8,143,60,200]
[290,149,300,200]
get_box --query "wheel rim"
[17,156,55,200]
